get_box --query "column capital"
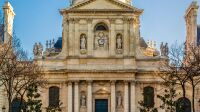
[74,80,80,85]
[109,18,116,24]
[87,80,93,84]
[68,18,75,23]
[67,81,73,85]
[87,18,93,23]
[124,81,130,85]
[130,80,136,84]
[74,18,80,23]
[110,80,116,85]
[123,18,129,23]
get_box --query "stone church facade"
[0,0,200,112]
[34,1,166,112]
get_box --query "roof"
[54,37,62,49]
[139,37,147,48]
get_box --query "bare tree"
[183,45,200,112]
[0,36,45,112]
[159,43,188,98]
[158,42,200,112]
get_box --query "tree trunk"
[8,95,12,112]
[8,78,12,112]
[182,83,186,98]
[192,85,195,112]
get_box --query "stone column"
[60,17,69,57]
[87,19,93,56]
[124,81,129,112]
[87,81,93,112]
[110,19,116,56]
[134,18,140,50]
[68,19,75,56]
[74,19,80,56]
[129,18,135,56]
[74,81,80,112]
[131,81,136,112]
[111,81,116,112]
[123,18,129,56]
[68,81,73,112]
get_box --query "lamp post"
[2,105,6,112]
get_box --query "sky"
[0,0,200,56]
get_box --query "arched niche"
[94,22,109,51]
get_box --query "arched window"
[143,86,155,107]
[11,98,26,112]
[95,23,108,31]
[49,86,60,107]
[176,97,191,112]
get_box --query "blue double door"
[95,99,108,112]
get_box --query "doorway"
[95,99,108,112]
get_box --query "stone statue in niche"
[80,34,87,50]
[80,94,86,107]
[117,92,123,108]
[94,32,108,50]
[116,34,123,49]
[116,34,123,54]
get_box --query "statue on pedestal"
[33,42,43,57]
[160,42,169,57]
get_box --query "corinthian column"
[68,81,73,112]
[61,18,69,57]
[110,19,116,56]
[131,81,136,112]
[87,19,93,56]
[74,81,80,112]
[74,19,80,56]
[129,18,135,56]
[111,81,116,112]
[87,81,93,112]
[68,19,75,56]
[124,81,129,112]
[123,18,129,56]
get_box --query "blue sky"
[0,0,200,56]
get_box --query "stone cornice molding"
[61,9,142,15]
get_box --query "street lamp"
[2,105,6,112]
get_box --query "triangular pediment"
[63,0,143,12]
[76,0,129,10]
